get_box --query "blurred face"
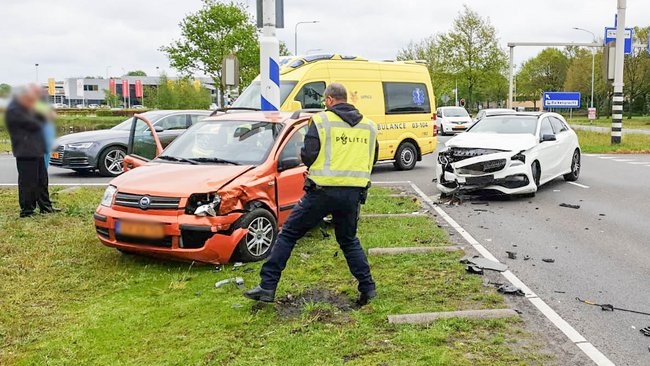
[18,89,37,109]
[324,95,335,109]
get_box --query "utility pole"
[35,63,39,83]
[294,21,319,55]
[572,28,596,109]
[260,0,280,111]
[611,0,627,144]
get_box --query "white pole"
[590,51,595,108]
[508,46,514,109]
[260,0,280,111]
[611,0,626,144]
[454,80,458,106]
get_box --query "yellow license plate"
[51,152,60,159]
[453,125,466,130]
[116,221,165,239]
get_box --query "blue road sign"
[604,27,633,55]
[543,92,581,109]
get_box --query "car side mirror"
[541,134,556,142]
[278,157,301,171]
[154,125,165,133]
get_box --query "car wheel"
[232,208,278,262]
[563,149,581,181]
[531,161,541,187]
[393,142,418,171]
[439,124,447,136]
[98,146,126,177]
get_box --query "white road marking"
[628,161,649,165]
[612,159,634,162]
[597,156,615,159]
[568,182,590,189]
[399,181,614,366]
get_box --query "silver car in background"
[51,110,210,177]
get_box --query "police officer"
[245,83,377,305]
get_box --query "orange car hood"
[111,162,255,197]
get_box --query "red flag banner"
[122,79,130,98]
[135,80,143,98]
[109,79,116,95]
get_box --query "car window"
[468,116,538,135]
[156,114,188,130]
[383,82,432,114]
[540,118,554,137]
[189,114,207,125]
[442,107,469,118]
[550,117,568,133]
[294,82,325,109]
[232,81,297,109]
[130,118,158,160]
[279,126,308,163]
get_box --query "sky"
[1,0,648,85]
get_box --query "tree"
[279,41,291,57]
[516,48,570,109]
[0,83,10,98]
[144,74,212,109]
[161,0,259,103]
[436,5,508,110]
[102,89,121,107]
[623,27,650,118]
[126,70,147,76]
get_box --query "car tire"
[393,142,418,171]
[531,161,541,187]
[439,124,447,136]
[563,149,581,181]
[98,146,126,177]
[232,208,278,263]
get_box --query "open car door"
[123,114,164,172]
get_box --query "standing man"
[245,83,377,305]
[5,86,55,217]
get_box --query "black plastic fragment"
[466,265,484,275]
[506,251,517,259]
[497,284,525,296]
[542,258,555,263]
[641,327,650,337]
[559,203,581,209]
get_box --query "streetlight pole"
[572,27,596,109]
[35,63,39,83]
[294,21,319,55]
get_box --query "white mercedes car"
[436,112,581,196]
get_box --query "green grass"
[570,116,650,129]
[577,129,650,154]
[0,187,552,365]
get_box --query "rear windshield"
[442,108,469,117]
[468,116,538,135]
[383,82,432,114]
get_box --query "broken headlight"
[186,193,222,217]
[511,152,526,166]
[438,152,450,165]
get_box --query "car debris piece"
[466,265,484,275]
[459,255,507,272]
[496,284,525,296]
[576,297,650,316]
[232,262,246,270]
[506,251,517,259]
[523,255,531,261]
[213,265,223,272]
[215,277,245,289]
[559,203,580,209]
[542,258,555,263]
[640,327,650,336]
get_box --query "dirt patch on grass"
[275,288,356,318]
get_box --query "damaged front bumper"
[435,149,536,195]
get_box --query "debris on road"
[542,258,555,263]
[559,203,581,209]
[599,213,606,217]
[496,284,525,297]
[466,265,484,275]
[523,255,531,261]
[213,265,223,272]
[506,251,517,259]
[460,255,507,272]
[215,277,245,289]
[576,297,650,316]
[640,327,650,336]
[232,262,246,270]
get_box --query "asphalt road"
[2,138,649,364]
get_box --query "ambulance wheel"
[232,209,278,262]
[394,142,417,171]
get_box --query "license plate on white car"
[465,175,494,185]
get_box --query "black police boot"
[244,286,275,303]
[357,289,376,306]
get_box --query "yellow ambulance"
[233,54,437,170]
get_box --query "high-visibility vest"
[308,111,377,187]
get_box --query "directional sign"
[604,27,633,55]
[543,92,581,109]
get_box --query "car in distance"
[436,106,473,135]
[94,111,311,264]
[436,112,580,196]
[473,108,514,123]
[51,110,210,177]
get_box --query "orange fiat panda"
[93,111,310,264]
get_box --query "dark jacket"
[5,99,47,158]
[301,103,363,167]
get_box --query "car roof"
[484,111,544,118]
[202,111,311,124]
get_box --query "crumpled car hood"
[445,133,537,152]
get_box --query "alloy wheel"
[245,217,274,257]
[104,149,126,175]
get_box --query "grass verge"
[0,187,551,365]
[576,129,650,154]
[570,116,650,129]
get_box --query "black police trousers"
[16,157,52,217]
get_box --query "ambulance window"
[294,82,325,109]
[383,82,431,114]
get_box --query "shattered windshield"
[468,116,538,135]
[159,121,283,165]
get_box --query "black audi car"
[51,110,210,176]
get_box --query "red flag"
[135,80,143,98]
[108,79,116,95]
[122,79,130,98]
